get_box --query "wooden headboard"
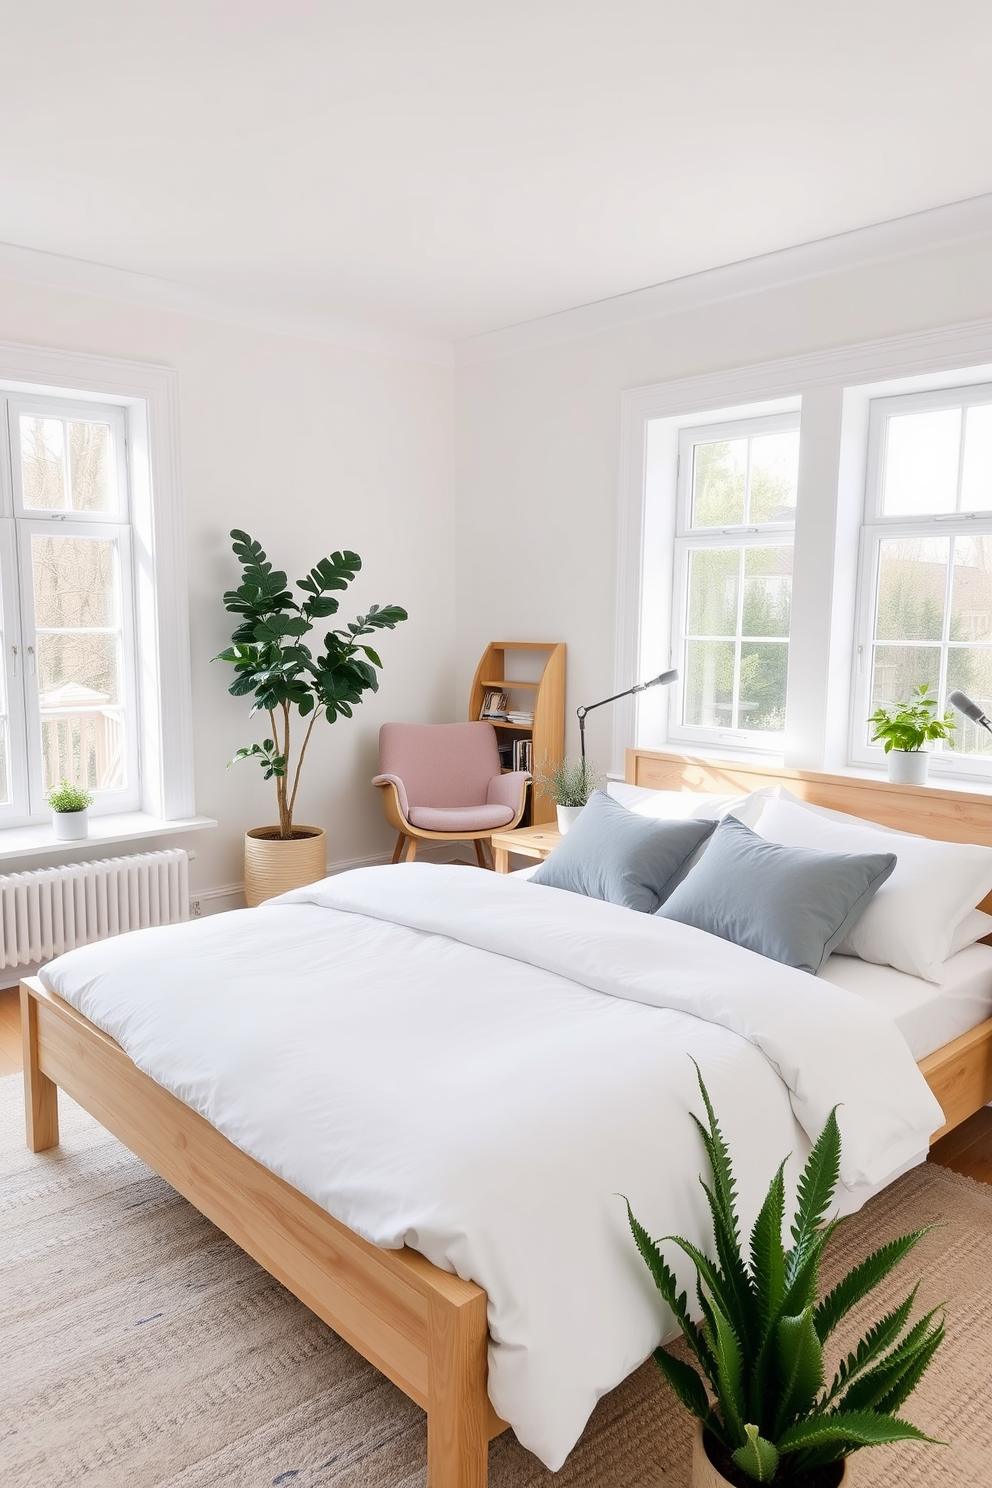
[625,748,992,913]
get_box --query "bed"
[19,748,992,1486]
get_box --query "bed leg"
[20,983,59,1152]
[426,1288,490,1488]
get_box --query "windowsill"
[0,812,217,863]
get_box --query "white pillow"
[607,782,772,828]
[770,788,992,956]
[752,795,992,982]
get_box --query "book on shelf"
[480,690,509,719]
[506,711,534,725]
[512,738,533,773]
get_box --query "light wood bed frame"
[19,747,992,1485]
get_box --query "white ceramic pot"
[244,825,327,907]
[556,804,585,834]
[886,749,930,786]
[53,807,88,841]
[691,1421,846,1486]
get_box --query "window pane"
[946,649,992,756]
[743,546,792,637]
[739,642,788,732]
[32,536,118,628]
[748,431,799,523]
[20,417,67,510]
[961,404,992,512]
[687,548,739,635]
[875,537,948,642]
[68,421,114,512]
[684,639,734,727]
[870,645,940,717]
[950,536,992,643]
[691,440,746,527]
[882,408,961,516]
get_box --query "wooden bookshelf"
[469,642,566,825]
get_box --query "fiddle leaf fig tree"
[215,530,407,839]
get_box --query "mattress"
[819,943,992,1060]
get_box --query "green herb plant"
[626,1067,944,1484]
[534,757,600,808]
[868,684,955,754]
[46,780,93,813]
[215,530,407,839]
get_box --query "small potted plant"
[868,683,955,785]
[534,757,600,833]
[626,1067,944,1487]
[47,780,94,841]
[215,531,407,906]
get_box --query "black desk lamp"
[576,669,679,761]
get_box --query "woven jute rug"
[2,1073,991,1488]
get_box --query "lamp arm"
[576,670,678,760]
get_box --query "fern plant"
[627,1067,944,1484]
[869,683,955,754]
[215,530,407,838]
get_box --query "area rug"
[2,1073,990,1487]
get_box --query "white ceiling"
[2,1,991,350]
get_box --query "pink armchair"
[373,721,530,868]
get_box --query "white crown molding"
[456,192,992,366]
[0,241,455,369]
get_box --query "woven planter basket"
[243,826,327,907]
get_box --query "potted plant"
[47,779,94,842]
[216,530,407,906]
[534,757,600,833]
[868,684,955,785]
[627,1067,944,1487]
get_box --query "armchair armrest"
[487,771,529,817]
[372,773,411,820]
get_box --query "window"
[669,413,799,749]
[0,393,139,822]
[855,383,992,771]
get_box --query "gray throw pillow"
[530,790,717,913]
[655,813,896,974]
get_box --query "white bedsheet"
[40,864,943,1470]
[820,942,992,1060]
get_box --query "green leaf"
[772,1307,823,1436]
[652,1346,711,1424]
[731,1424,780,1483]
[824,1287,918,1404]
[839,1307,944,1414]
[625,1202,716,1379]
[749,1159,787,1336]
[789,1107,841,1267]
[814,1230,930,1342]
[777,1408,939,1455]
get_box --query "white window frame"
[668,410,798,753]
[0,341,195,838]
[851,381,992,778]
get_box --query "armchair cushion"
[407,804,515,832]
[486,771,529,815]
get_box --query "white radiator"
[0,848,189,969]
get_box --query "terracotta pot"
[691,1422,846,1487]
[244,825,327,907]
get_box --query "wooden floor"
[2,983,991,1181]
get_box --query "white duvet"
[40,864,944,1470]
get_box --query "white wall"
[0,277,456,901]
[455,235,992,769]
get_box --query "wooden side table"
[491,822,561,874]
